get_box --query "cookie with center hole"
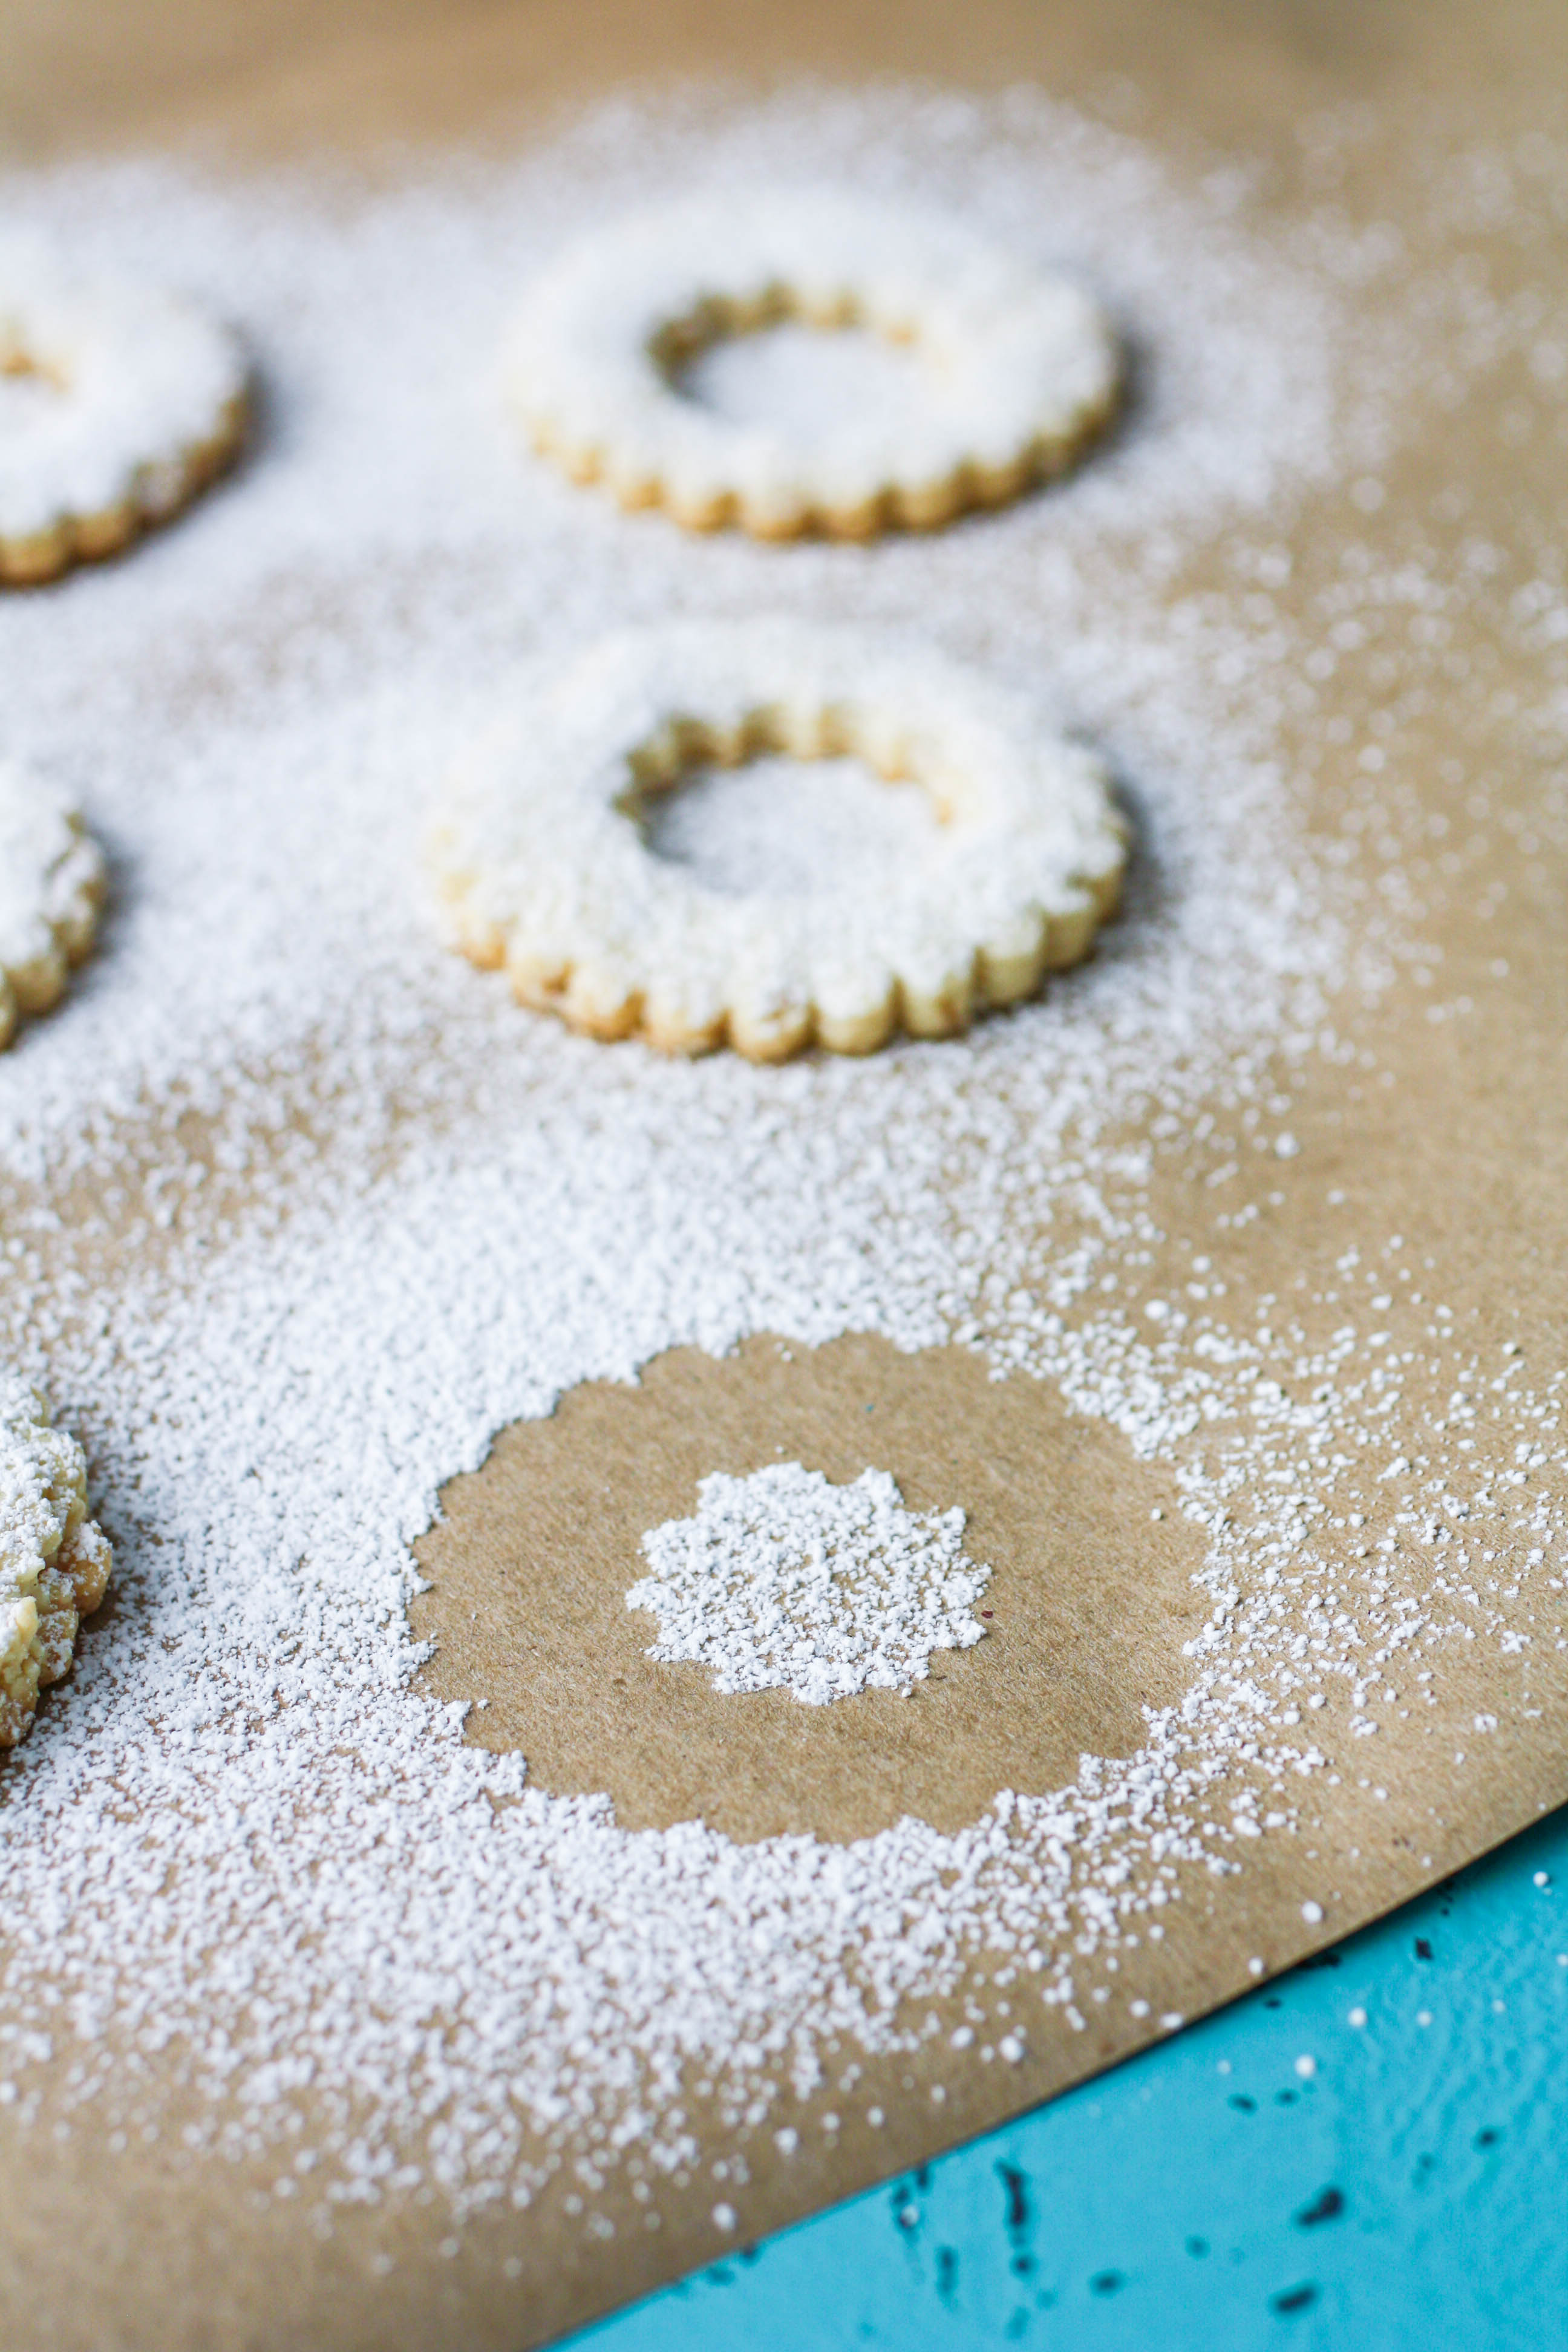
[506,191,1120,540]
[426,618,1128,1061]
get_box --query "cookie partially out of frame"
[0,233,247,586]
[0,1375,111,1749]
[428,618,1128,1062]
[0,759,106,1047]
[506,192,1120,541]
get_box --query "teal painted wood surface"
[573,1809,1568,2348]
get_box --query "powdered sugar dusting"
[0,1374,111,1748]
[0,82,1559,2249]
[629,1463,989,1704]
[0,85,1358,1154]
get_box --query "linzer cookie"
[0,234,247,584]
[427,618,1128,1060]
[0,1374,111,1750]
[506,192,1120,538]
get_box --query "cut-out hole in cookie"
[639,750,946,902]
[411,1334,1207,1843]
[670,315,934,456]
[0,347,68,425]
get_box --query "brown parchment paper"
[2,2,1567,2347]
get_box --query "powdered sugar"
[628,1463,989,1704]
[0,86,1357,1157]
[0,759,105,1047]
[0,82,1556,2250]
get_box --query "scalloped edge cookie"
[428,618,1128,1061]
[506,191,1120,540]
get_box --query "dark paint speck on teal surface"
[573,1810,1568,2348]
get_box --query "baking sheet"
[2,4,1566,2347]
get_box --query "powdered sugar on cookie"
[428,618,1127,1059]
[506,190,1119,538]
[0,1373,111,1748]
[0,233,246,584]
[0,759,105,1047]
